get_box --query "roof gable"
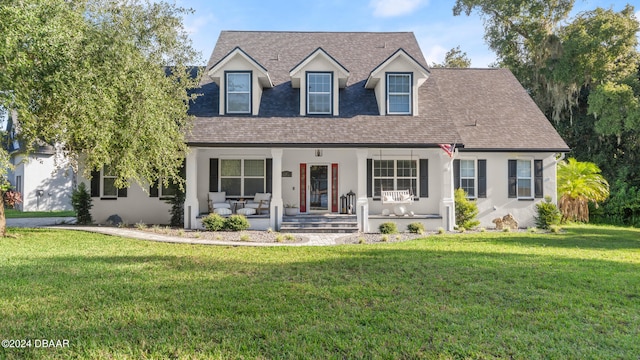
[207,47,273,88]
[365,48,430,89]
[289,47,350,88]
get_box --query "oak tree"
[0,0,201,235]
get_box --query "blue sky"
[179,0,639,67]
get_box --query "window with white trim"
[517,160,533,198]
[226,72,251,114]
[373,160,417,197]
[460,159,476,198]
[220,159,265,197]
[102,165,117,198]
[307,72,332,114]
[387,73,411,114]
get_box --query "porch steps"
[280,214,358,233]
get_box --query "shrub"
[437,227,445,234]
[379,222,398,234]
[535,196,562,229]
[407,222,425,234]
[224,214,250,231]
[135,222,147,230]
[201,213,225,231]
[454,188,480,229]
[381,234,389,242]
[165,187,185,228]
[71,182,93,225]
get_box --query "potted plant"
[284,203,299,216]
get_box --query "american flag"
[439,143,454,158]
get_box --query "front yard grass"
[1,224,638,359]
[5,209,76,218]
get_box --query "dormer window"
[290,48,349,116]
[365,49,429,116]
[307,72,332,114]
[226,71,251,114]
[208,47,273,116]
[387,73,412,114]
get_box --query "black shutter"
[117,187,127,198]
[478,159,487,198]
[453,159,460,190]
[367,159,372,198]
[419,159,428,198]
[209,158,218,192]
[508,160,517,198]
[149,180,159,197]
[90,170,100,197]
[266,158,273,193]
[534,160,543,198]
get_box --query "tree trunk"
[0,194,6,237]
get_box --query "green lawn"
[4,209,76,218]
[1,225,638,359]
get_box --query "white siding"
[12,154,73,211]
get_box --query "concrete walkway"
[7,217,348,246]
[52,226,346,246]
[7,217,76,228]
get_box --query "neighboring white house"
[1,106,74,212]
[82,31,569,231]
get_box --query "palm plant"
[557,158,609,222]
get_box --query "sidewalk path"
[7,217,76,228]
[52,226,346,247]
[8,218,347,246]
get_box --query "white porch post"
[356,149,369,232]
[441,154,456,231]
[184,148,199,229]
[270,148,283,230]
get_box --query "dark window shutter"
[117,187,127,198]
[419,159,428,198]
[453,159,460,190]
[209,158,219,192]
[508,160,517,198]
[266,158,273,193]
[90,170,100,197]
[150,180,159,197]
[478,159,487,198]
[534,160,543,198]
[367,159,372,198]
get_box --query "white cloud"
[370,0,427,18]
[424,45,447,66]
[411,18,497,68]
[184,13,217,36]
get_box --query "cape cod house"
[84,31,569,231]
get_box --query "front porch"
[184,147,456,232]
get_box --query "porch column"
[441,154,456,231]
[184,148,199,229]
[270,148,283,230]
[356,149,369,232]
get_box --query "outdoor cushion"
[236,208,256,216]
[214,208,232,216]
[246,193,271,214]
[208,192,231,212]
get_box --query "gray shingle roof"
[187,31,569,152]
